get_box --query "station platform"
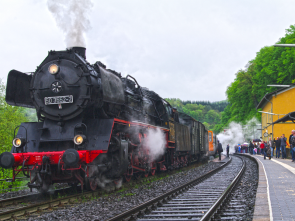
[242,153,295,220]
[211,154,227,162]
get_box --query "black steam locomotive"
[0,47,217,192]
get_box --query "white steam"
[242,117,261,141]
[143,128,166,162]
[47,0,93,47]
[217,117,261,153]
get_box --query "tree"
[165,98,224,133]
[0,80,32,192]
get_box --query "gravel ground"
[28,159,226,221]
[0,187,32,199]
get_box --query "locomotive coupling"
[62,149,80,167]
[0,152,15,169]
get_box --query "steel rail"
[0,187,95,220]
[106,157,232,221]
[0,186,74,207]
[199,155,246,221]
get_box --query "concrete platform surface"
[245,154,295,221]
[211,154,227,162]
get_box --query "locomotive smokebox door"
[6,70,34,108]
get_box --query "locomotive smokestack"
[69,47,86,59]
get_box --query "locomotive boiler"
[0,47,217,192]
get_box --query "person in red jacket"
[260,142,265,156]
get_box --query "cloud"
[1,0,295,102]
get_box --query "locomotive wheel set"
[0,47,217,192]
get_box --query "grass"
[121,192,134,197]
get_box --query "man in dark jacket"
[289,130,295,162]
[217,141,223,160]
[275,137,281,158]
[249,141,254,155]
[226,144,229,157]
[281,134,287,159]
[260,142,265,156]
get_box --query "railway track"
[0,186,95,220]
[107,155,245,221]
[0,158,210,220]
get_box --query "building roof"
[272,111,295,124]
[256,84,295,110]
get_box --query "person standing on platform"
[265,144,271,160]
[289,130,295,161]
[260,142,265,156]
[226,144,229,157]
[254,143,259,154]
[281,134,287,159]
[268,138,274,158]
[272,138,276,158]
[275,137,281,158]
[263,141,268,159]
[249,141,254,155]
[217,140,223,160]
[290,130,295,162]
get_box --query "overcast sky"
[1,0,295,102]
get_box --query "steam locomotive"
[0,47,217,192]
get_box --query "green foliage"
[214,24,295,132]
[165,98,224,132]
[0,79,34,192]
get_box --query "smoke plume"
[47,0,93,47]
[144,128,166,162]
[217,117,261,153]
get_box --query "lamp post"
[267,85,290,87]
[274,44,295,47]
[258,111,285,116]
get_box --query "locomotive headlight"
[74,135,86,145]
[48,64,59,74]
[13,138,25,148]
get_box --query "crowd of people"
[232,130,295,162]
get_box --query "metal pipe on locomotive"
[0,47,217,192]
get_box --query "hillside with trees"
[165,98,228,132]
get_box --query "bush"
[0,79,33,192]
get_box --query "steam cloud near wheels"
[143,127,166,162]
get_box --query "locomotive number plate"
[44,95,73,105]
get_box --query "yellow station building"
[256,84,295,142]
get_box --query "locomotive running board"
[114,118,169,131]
